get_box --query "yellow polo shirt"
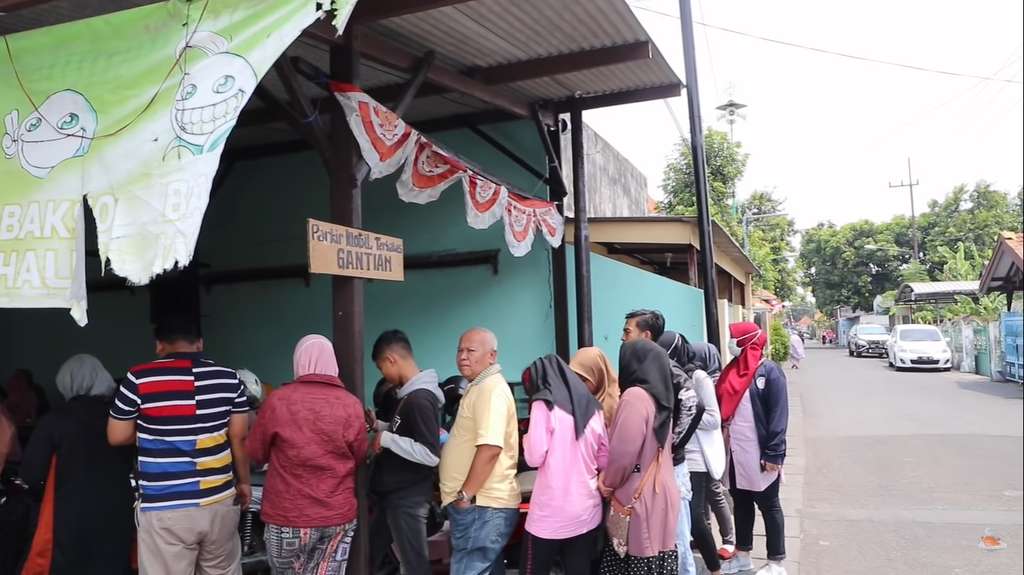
[439,370,521,508]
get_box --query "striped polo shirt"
[110,352,248,511]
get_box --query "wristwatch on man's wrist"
[455,489,475,504]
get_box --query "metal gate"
[1002,312,1023,383]
[974,322,991,377]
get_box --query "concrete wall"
[565,245,706,370]
[561,121,648,218]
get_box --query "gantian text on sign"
[307,218,404,281]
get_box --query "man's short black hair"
[625,309,666,340]
[372,329,414,362]
[153,316,202,344]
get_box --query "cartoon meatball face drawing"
[2,89,98,179]
[170,32,257,156]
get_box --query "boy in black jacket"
[368,330,444,575]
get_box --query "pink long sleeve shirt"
[523,401,608,539]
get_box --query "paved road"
[798,343,1024,574]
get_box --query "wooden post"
[329,32,369,575]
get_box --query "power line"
[629,3,1024,85]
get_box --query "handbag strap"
[629,449,662,504]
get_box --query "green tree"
[917,182,1020,277]
[660,128,747,238]
[936,242,982,281]
[769,320,791,363]
[798,220,910,313]
[899,262,930,283]
[740,190,798,301]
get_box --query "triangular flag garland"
[331,83,564,257]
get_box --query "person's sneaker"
[754,562,787,575]
[721,554,754,574]
[718,545,736,560]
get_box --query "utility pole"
[678,0,720,347]
[889,157,920,263]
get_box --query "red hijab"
[716,322,767,422]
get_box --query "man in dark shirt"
[368,330,443,575]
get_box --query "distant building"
[561,121,649,217]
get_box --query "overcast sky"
[584,0,1024,230]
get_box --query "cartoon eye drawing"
[2,89,97,178]
[182,84,198,100]
[58,113,80,131]
[213,75,235,94]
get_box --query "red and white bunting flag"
[463,172,508,229]
[397,137,467,204]
[332,83,417,179]
[533,201,564,248]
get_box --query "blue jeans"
[675,464,697,575]
[447,504,519,575]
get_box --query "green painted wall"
[565,245,706,370]
[0,121,557,402]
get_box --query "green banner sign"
[1,0,352,324]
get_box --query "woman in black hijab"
[520,355,607,575]
[598,340,680,575]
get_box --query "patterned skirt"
[599,544,679,575]
[264,520,358,575]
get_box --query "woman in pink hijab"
[247,335,368,575]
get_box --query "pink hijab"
[293,335,339,378]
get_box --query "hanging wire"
[2,0,212,144]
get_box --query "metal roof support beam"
[553,84,682,113]
[252,86,332,169]
[349,0,475,24]
[304,22,534,118]
[467,125,548,184]
[273,55,334,167]
[369,42,654,103]
[355,50,436,185]
[474,41,652,85]
[531,105,568,200]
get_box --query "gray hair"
[462,327,498,352]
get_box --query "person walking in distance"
[108,317,251,575]
[439,328,521,575]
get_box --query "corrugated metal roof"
[902,281,980,295]
[2,0,681,139]
[366,0,680,101]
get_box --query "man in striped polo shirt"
[108,317,250,575]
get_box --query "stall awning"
[896,281,980,305]
[979,232,1024,295]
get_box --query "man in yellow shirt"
[440,328,521,575]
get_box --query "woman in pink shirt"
[521,355,608,575]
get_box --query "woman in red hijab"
[717,323,789,575]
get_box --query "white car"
[887,324,953,371]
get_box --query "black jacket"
[371,388,441,497]
[20,396,135,575]
[746,361,789,466]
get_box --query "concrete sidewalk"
[694,362,806,575]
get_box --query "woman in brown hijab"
[569,347,621,427]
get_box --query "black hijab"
[658,331,723,379]
[618,339,675,446]
[523,355,600,438]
